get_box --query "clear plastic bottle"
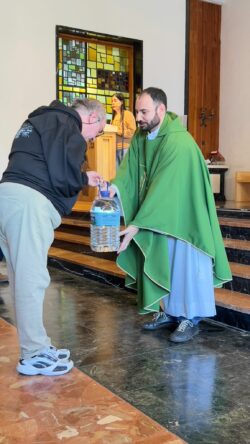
[90,189,120,252]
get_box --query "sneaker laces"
[39,347,60,361]
[153,312,166,321]
[177,319,193,332]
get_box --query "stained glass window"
[58,38,86,105]
[57,37,132,120]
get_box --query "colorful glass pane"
[88,45,97,61]
[57,37,131,114]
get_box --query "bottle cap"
[99,181,110,198]
[100,190,110,197]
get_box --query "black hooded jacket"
[1,100,88,215]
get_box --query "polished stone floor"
[0,321,183,444]
[0,263,250,444]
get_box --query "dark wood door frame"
[185,0,221,159]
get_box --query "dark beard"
[138,112,161,132]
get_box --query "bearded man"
[111,87,231,343]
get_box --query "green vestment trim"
[112,113,232,313]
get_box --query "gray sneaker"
[169,319,199,343]
[143,311,177,331]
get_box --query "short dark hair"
[140,87,167,108]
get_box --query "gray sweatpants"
[0,182,61,359]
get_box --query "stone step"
[219,218,250,241]
[224,239,250,265]
[224,238,250,250]
[214,288,250,331]
[49,247,250,285]
[62,215,250,230]
[60,217,125,232]
[230,262,250,279]
[72,201,92,212]
[49,246,125,278]
[61,218,90,228]
[53,231,250,276]
[216,206,250,219]
[55,231,90,245]
[61,216,250,242]
[215,288,250,314]
[57,226,250,251]
[224,262,250,295]
[49,246,250,293]
[52,238,117,262]
[54,228,250,280]
[48,247,250,330]
[218,217,250,228]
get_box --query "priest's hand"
[118,225,139,254]
[108,186,116,198]
[86,171,102,186]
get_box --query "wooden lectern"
[76,131,116,208]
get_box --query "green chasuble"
[111,113,232,313]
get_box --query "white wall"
[220,0,250,199]
[0,0,186,176]
[2,0,248,201]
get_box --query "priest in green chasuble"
[111,87,232,343]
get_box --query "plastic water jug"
[90,185,120,252]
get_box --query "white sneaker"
[16,353,73,376]
[44,345,70,361]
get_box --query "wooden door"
[186,0,221,159]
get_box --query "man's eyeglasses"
[81,119,104,137]
[81,119,101,125]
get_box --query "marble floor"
[0,262,250,444]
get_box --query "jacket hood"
[28,100,81,129]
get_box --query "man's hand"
[108,185,116,198]
[86,171,102,187]
[118,225,139,254]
